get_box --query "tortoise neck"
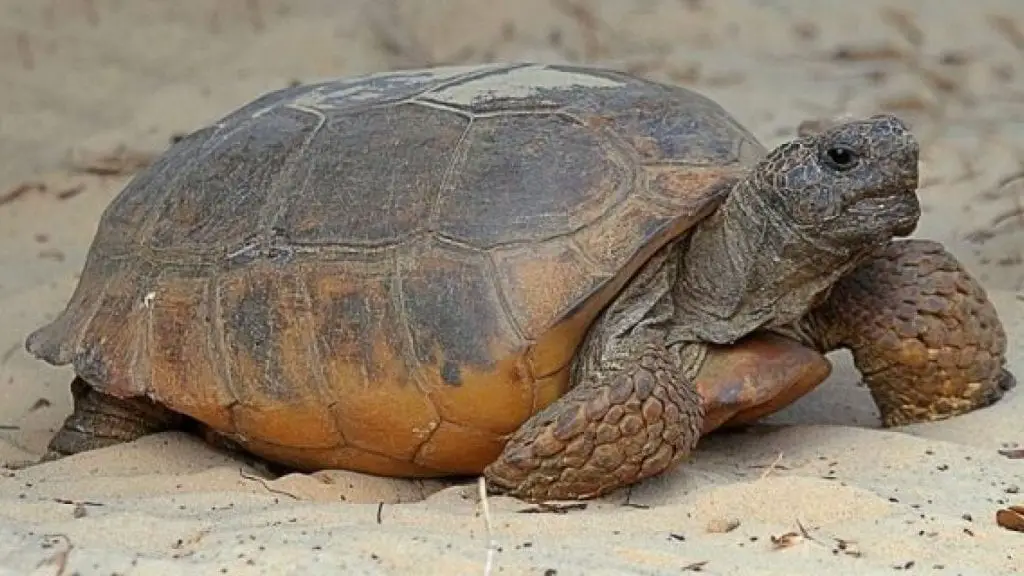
[668,177,870,345]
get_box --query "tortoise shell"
[26,63,766,476]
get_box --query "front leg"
[484,344,704,501]
[799,239,1014,427]
[484,250,706,502]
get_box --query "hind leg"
[44,376,186,459]
[796,239,1014,426]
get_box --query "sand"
[1,1,1022,574]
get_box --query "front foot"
[810,239,1012,427]
[483,350,704,502]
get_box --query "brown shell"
[26,63,765,476]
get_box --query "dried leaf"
[996,505,1024,532]
[770,531,804,549]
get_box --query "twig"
[0,182,46,207]
[51,498,103,507]
[795,518,814,541]
[517,502,588,514]
[991,206,1024,228]
[35,534,72,576]
[478,477,497,576]
[238,468,299,500]
[769,518,818,551]
[759,452,785,480]
[56,184,87,201]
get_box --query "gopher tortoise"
[26,63,1014,501]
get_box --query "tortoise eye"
[824,146,858,171]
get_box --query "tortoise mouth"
[848,190,920,236]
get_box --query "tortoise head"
[670,115,923,345]
[752,114,921,245]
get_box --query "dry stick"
[478,477,497,576]
[35,534,72,576]
[238,468,299,500]
[986,169,1024,245]
[759,452,785,480]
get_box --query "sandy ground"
[1,1,1023,574]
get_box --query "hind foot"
[43,376,185,461]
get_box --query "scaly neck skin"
[668,177,881,346]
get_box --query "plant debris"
[56,184,87,201]
[705,517,740,533]
[0,182,46,206]
[478,477,497,576]
[998,448,1024,459]
[238,468,300,500]
[52,498,103,507]
[35,534,72,576]
[0,179,96,208]
[833,538,862,558]
[996,505,1024,532]
[770,519,817,550]
[770,531,804,549]
[830,44,905,62]
[67,146,157,176]
[517,502,588,514]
